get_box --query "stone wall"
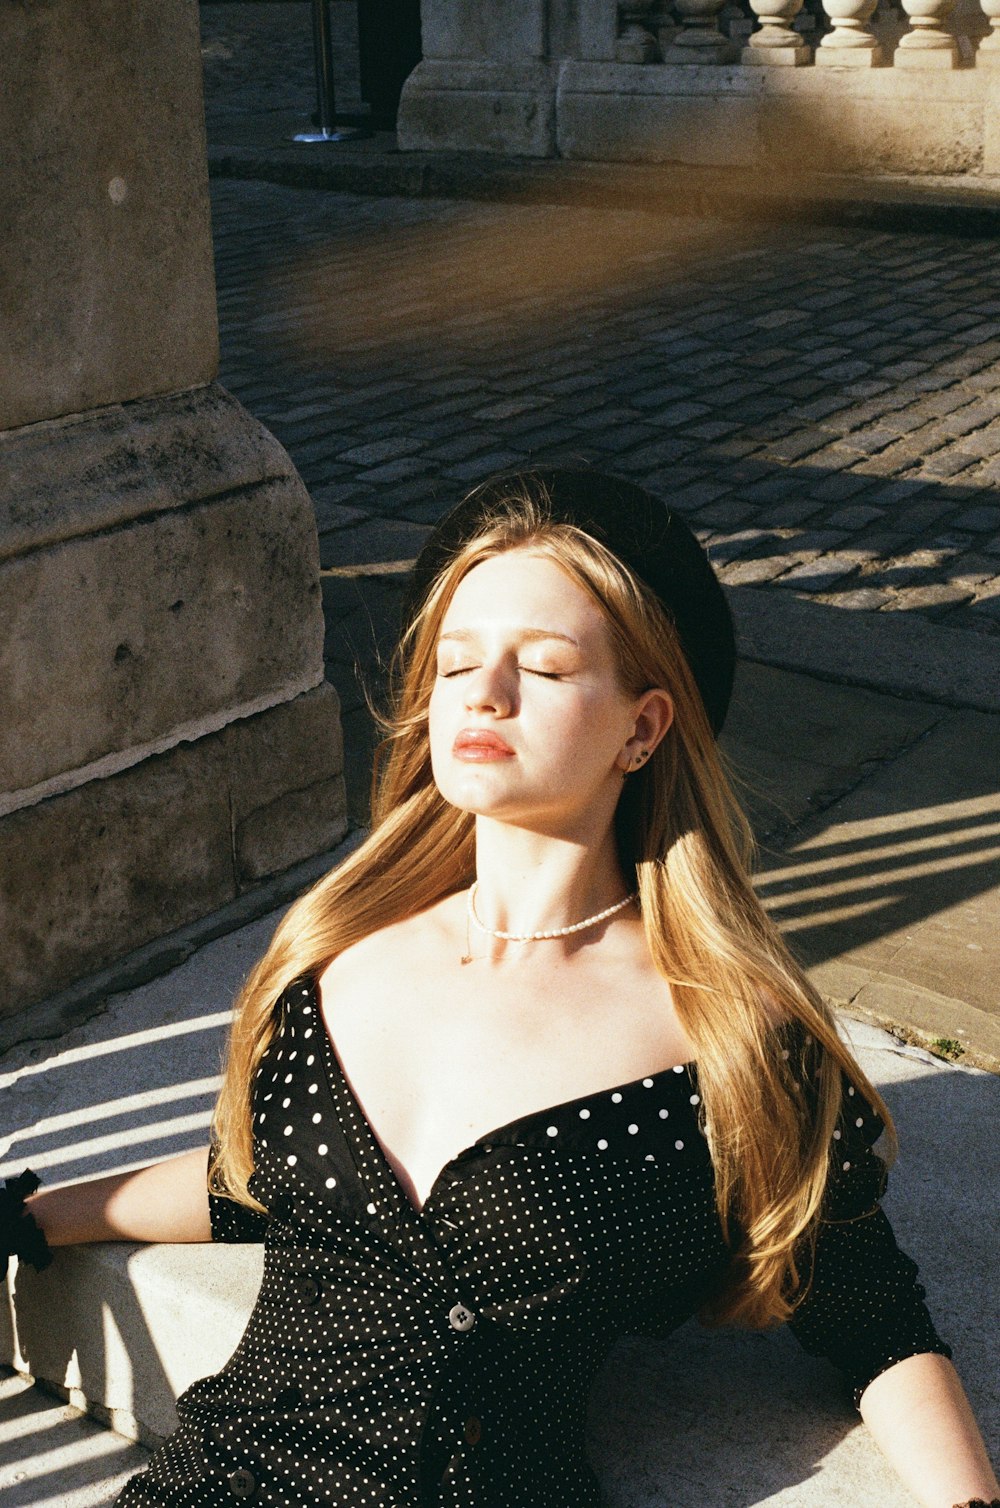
[398,0,1000,172]
[0,0,346,1026]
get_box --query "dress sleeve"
[206,1140,269,1243]
[786,1071,952,1409]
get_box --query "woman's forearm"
[859,1351,1000,1508]
[23,1146,213,1247]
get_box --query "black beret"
[405,467,736,736]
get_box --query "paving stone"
[775,552,861,592]
[953,505,1000,531]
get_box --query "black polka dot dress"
[115,977,951,1507]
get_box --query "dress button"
[227,1467,257,1498]
[272,1385,303,1409]
[464,1415,483,1446]
[448,1302,476,1332]
[296,1275,320,1305]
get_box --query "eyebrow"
[437,628,580,648]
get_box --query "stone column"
[0,0,346,1033]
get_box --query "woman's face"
[428,550,650,837]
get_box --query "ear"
[616,689,674,774]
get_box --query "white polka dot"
[546,1126,558,1138]
[642,1078,654,1088]
[312,1112,322,1125]
[325,1177,336,1189]
[672,1064,685,1074]
[658,1108,669,1119]
[848,1086,855,1096]
[579,1108,591,1120]
[306,1055,315,1066]
[366,1202,376,1215]
[611,1092,622,1103]
[282,1098,291,1109]
[625,1124,637,1136]
[286,1154,297,1167]
[855,1117,864,1128]
[597,1138,608,1151]
[689,1094,700,1105]
[284,1074,293,1084]
[781,1048,790,1060]
[318,1144,328,1156]
[284,1125,293,1137]
[674,1139,684,1151]
[302,1006,312,1015]
[308,1084,319,1095]
[304,1029,313,1039]
[644,1154,655,1162]
[833,1129,842,1140]
[843,1160,851,1171]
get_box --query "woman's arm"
[859,1351,1000,1508]
[23,1146,213,1247]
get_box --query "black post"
[292,0,367,144]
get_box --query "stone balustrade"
[614,0,987,63]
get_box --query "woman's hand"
[22,1146,214,1248]
[859,1352,1000,1508]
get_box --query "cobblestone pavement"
[210,177,1000,806]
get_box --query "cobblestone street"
[210,177,1000,809]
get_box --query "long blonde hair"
[210,480,896,1330]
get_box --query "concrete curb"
[731,586,1000,716]
[207,142,1000,236]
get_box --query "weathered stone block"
[398,61,557,155]
[1,386,325,812]
[0,686,346,1015]
[0,0,217,430]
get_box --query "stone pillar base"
[1,384,346,1021]
[397,59,557,155]
[659,40,741,62]
[893,40,960,64]
[814,42,888,62]
[742,42,813,63]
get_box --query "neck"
[470,816,631,942]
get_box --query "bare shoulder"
[318,891,464,993]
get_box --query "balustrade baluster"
[742,0,811,62]
[814,0,886,61]
[978,0,1000,59]
[894,0,959,63]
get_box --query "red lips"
[453,728,515,760]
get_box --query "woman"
[5,468,998,1508]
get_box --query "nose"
[463,658,515,717]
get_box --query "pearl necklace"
[466,881,637,943]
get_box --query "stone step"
[0,1370,149,1507]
